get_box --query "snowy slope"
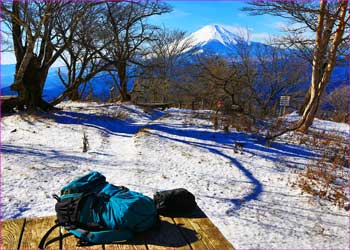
[1,102,349,249]
[183,24,262,56]
[286,111,350,138]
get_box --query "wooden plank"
[188,219,232,250]
[145,216,191,250]
[77,243,102,250]
[0,95,18,100]
[62,229,102,250]
[104,233,147,250]
[20,216,59,250]
[62,228,146,250]
[173,217,208,250]
[174,208,233,250]
[105,241,147,250]
[1,218,26,250]
[1,208,234,250]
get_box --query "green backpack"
[39,172,158,249]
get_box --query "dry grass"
[291,132,349,209]
[134,127,150,138]
[113,111,129,120]
[95,109,129,120]
[229,114,254,132]
[210,112,254,132]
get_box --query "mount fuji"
[183,24,264,57]
[181,24,348,91]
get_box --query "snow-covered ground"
[1,102,349,249]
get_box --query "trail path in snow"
[1,102,349,249]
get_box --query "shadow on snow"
[144,122,314,214]
[51,110,314,213]
[4,108,315,214]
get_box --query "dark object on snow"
[82,132,89,153]
[11,129,17,133]
[234,141,244,154]
[153,188,197,216]
[136,102,171,111]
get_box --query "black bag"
[153,188,197,216]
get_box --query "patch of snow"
[286,111,350,139]
[1,102,349,249]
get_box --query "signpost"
[279,95,290,116]
[217,100,223,108]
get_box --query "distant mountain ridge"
[1,25,348,101]
[0,64,114,101]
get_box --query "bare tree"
[197,56,239,109]
[232,33,257,114]
[165,61,210,108]
[51,5,111,106]
[1,1,94,112]
[136,26,193,102]
[197,31,259,113]
[99,1,172,102]
[164,31,258,112]
[254,41,308,116]
[243,0,349,135]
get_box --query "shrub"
[320,85,350,122]
[211,114,219,130]
[134,127,150,138]
[229,113,253,132]
[82,132,89,153]
[114,111,129,120]
[293,136,349,209]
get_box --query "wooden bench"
[1,207,234,250]
[136,103,171,111]
[0,95,19,114]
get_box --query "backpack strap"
[38,223,65,250]
[41,232,73,249]
[69,228,134,244]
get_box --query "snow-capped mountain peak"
[181,24,254,56]
[187,24,245,47]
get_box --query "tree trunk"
[68,88,80,101]
[297,0,347,133]
[118,65,131,102]
[299,88,310,114]
[294,0,325,133]
[120,83,131,101]
[297,94,320,132]
[17,58,52,113]
[50,78,84,106]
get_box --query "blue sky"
[1,1,287,65]
[150,1,287,40]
